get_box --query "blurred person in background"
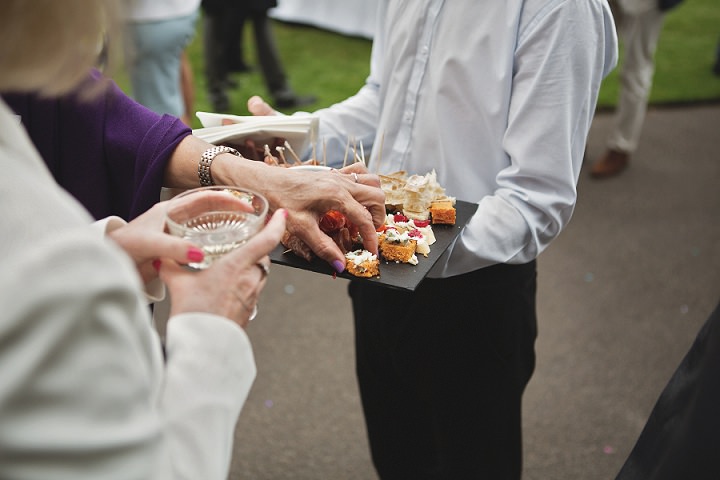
[124,0,200,126]
[0,0,288,478]
[201,0,315,112]
[589,0,685,178]
[614,300,720,480]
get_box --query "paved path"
[227,104,720,479]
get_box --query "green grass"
[183,21,373,125]
[598,0,720,107]
[113,2,720,129]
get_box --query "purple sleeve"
[4,70,191,220]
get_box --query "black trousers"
[202,6,288,98]
[349,261,537,480]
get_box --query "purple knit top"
[4,69,191,220]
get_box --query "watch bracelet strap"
[198,146,240,186]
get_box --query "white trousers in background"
[607,0,665,153]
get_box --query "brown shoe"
[589,149,630,179]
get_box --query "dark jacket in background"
[615,300,720,480]
[658,0,684,12]
[202,0,277,14]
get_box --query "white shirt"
[313,0,618,277]
[0,99,255,479]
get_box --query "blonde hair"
[0,0,123,96]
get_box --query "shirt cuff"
[92,216,127,237]
[93,216,166,303]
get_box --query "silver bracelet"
[198,146,240,186]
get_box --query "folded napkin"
[193,112,319,156]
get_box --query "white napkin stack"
[193,112,319,156]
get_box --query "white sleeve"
[304,3,386,167]
[431,1,618,276]
[158,313,256,480]
[311,82,381,168]
[0,230,254,480]
[0,105,251,478]
[92,215,166,301]
[91,215,127,238]
[0,232,164,479]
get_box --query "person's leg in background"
[249,9,315,109]
[180,50,195,126]
[590,2,665,178]
[202,1,237,112]
[227,21,251,75]
[125,13,197,119]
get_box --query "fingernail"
[281,209,288,219]
[332,259,346,273]
[152,259,162,271]
[187,247,204,263]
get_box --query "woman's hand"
[255,162,385,272]
[156,209,287,328]
[247,95,280,116]
[246,95,386,267]
[107,202,206,285]
[165,95,387,273]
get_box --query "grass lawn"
[113,2,720,129]
[599,0,720,108]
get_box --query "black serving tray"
[269,200,478,291]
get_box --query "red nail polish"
[187,247,204,262]
[152,259,162,271]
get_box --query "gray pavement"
[227,103,720,479]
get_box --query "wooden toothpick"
[284,140,302,165]
[275,145,287,164]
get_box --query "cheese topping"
[383,228,413,245]
[345,249,377,266]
